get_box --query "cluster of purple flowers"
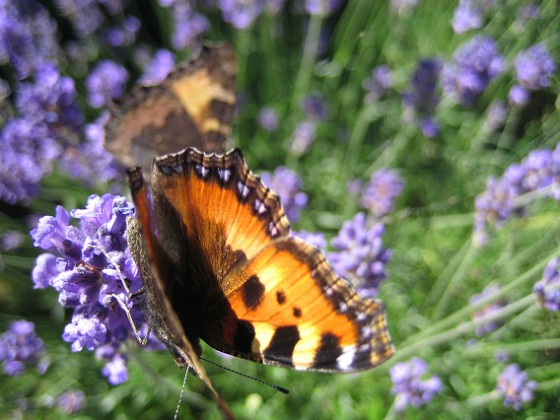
[359,169,404,218]
[442,36,504,107]
[287,93,328,155]
[470,284,506,336]
[170,0,209,50]
[390,357,442,411]
[86,60,129,108]
[138,50,176,87]
[474,144,560,246]
[496,364,537,410]
[402,59,442,138]
[533,258,560,312]
[261,166,309,222]
[56,390,86,415]
[328,213,392,299]
[30,194,158,385]
[509,44,556,107]
[0,320,49,376]
[257,106,280,131]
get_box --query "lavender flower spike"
[496,364,537,410]
[390,357,442,411]
[0,320,49,376]
[533,258,560,312]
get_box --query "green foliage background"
[1,0,560,418]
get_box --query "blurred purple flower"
[361,169,404,218]
[452,0,492,34]
[55,0,105,38]
[402,59,441,137]
[301,93,328,122]
[0,0,59,79]
[86,60,129,108]
[30,195,159,384]
[305,0,342,16]
[470,284,506,336]
[292,230,327,250]
[287,121,317,155]
[0,320,49,376]
[218,0,264,29]
[1,231,24,251]
[261,166,308,222]
[514,3,540,31]
[474,145,560,246]
[390,357,442,411]
[496,364,537,410]
[264,0,285,14]
[15,62,84,133]
[105,15,141,47]
[442,36,504,106]
[328,212,392,299]
[258,107,279,131]
[534,258,560,312]
[98,0,124,15]
[171,1,209,50]
[57,390,86,415]
[363,65,392,104]
[0,117,60,203]
[486,100,507,129]
[508,44,556,106]
[138,49,176,87]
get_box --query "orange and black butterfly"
[126,147,394,419]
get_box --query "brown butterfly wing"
[151,148,393,372]
[108,44,236,174]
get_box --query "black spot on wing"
[292,307,302,318]
[312,333,343,369]
[242,275,265,309]
[263,326,300,366]
[276,290,286,305]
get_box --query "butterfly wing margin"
[203,236,394,372]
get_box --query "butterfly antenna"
[200,357,290,394]
[173,368,189,420]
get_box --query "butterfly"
[105,44,236,175]
[126,147,394,418]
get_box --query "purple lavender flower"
[0,320,49,376]
[138,49,176,87]
[452,0,489,34]
[55,0,105,38]
[261,166,308,222]
[402,59,441,137]
[508,44,556,106]
[470,284,506,336]
[15,62,84,132]
[486,100,507,129]
[98,0,125,15]
[534,258,560,311]
[304,0,342,16]
[287,121,317,155]
[363,65,392,104]
[328,212,392,299]
[1,231,24,251]
[30,195,157,384]
[257,107,279,131]
[171,1,209,50]
[218,0,264,29]
[496,364,537,410]
[390,357,442,411]
[264,0,285,14]
[514,4,540,31]
[0,118,60,203]
[86,60,129,108]
[442,36,504,106]
[57,390,86,415]
[292,230,327,250]
[301,93,328,122]
[0,0,59,79]
[105,15,141,47]
[361,169,404,217]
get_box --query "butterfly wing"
[151,148,394,372]
[127,167,234,420]
[107,44,236,173]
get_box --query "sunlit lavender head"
[496,364,537,411]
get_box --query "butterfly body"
[127,148,394,417]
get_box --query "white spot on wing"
[336,347,355,370]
